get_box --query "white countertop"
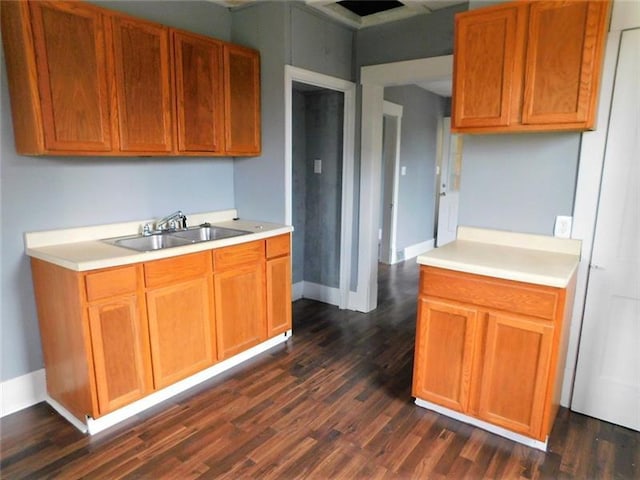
[417,226,581,288]
[25,209,293,272]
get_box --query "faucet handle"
[142,223,153,236]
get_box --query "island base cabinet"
[413,266,572,445]
[88,296,152,415]
[478,312,553,439]
[412,298,478,413]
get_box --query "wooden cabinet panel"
[88,296,152,414]
[85,265,137,302]
[266,234,290,259]
[144,252,210,288]
[522,1,609,127]
[28,1,113,151]
[421,266,559,321]
[214,263,266,359]
[223,44,261,155]
[213,241,264,270]
[112,15,173,153]
[452,3,526,128]
[267,255,292,337]
[478,312,554,439]
[146,277,214,388]
[452,0,610,133]
[174,30,224,153]
[413,298,478,412]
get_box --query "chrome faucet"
[142,210,188,235]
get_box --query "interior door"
[571,29,640,432]
[436,118,463,247]
[379,102,401,264]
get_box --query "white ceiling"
[415,78,452,97]
[210,0,465,29]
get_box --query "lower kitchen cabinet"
[266,235,292,337]
[413,266,573,443]
[30,233,292,424]
[213,242,267,359]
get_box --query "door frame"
[357,55,453,312]
[284,65,356,309]
[380,100,403,265]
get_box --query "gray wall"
[0,1,234,382]
[384,86,446,254]
[458,134,580,234]
[231,2,354,225]
[292,88,344,288]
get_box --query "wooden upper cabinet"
[452,0,611,133]
[452,3,527,129]
[223,44,261,155]
[1,1,113,154]
[174,30,224,154]
[522,1,609,127]
[111,15,173,153]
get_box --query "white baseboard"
[414,397,548,451]
[46,331,292,435]
[403,239,435,261]
[293,281,341,307]
[0,369,47,418]
[292,281,304,301]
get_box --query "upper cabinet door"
[522,1,609,127]
[111,15,173,153]
[223,44,261,155]
[452,3,527,129]
[29,1,113,152]
[174,31,224,153]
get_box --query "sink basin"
[171,225,251,242]
[105,233,193,252]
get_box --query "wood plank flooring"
[1,261,638,479]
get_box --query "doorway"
[284,66,356,309]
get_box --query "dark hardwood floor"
[1,261,638,479]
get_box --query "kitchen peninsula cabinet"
[144,253,215,388]
[111,15,173,153]
[452,0,611,133]
[1,0,261,157]
[213,241,267,359]
[413,226,580,450]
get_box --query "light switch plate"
[314,159,322,174]
[554,215,573,238]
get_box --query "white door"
[571,28,640,432]
[436,117,463,247]
[379,101,402,264]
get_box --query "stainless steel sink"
[103,225,251,252]
[104,233,193,252]
[171,225,251,242]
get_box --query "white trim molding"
[403,239,435,261]
[359,55,453,312]
[415,398,548,452]
[0,369,46,418]
[285,65,356,310]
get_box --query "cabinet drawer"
[144,252,210,288]
[213,240,264,270]
[266,234,290,259]
[86,266,138,302]
[420,266,559,321]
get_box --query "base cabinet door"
[412,298,478,412]
[478,312,554,439]
[146,277,214,388]
[88,296,152,415]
